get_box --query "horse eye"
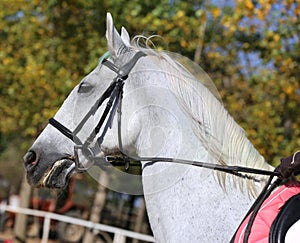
[78,83,93,93]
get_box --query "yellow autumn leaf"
[176,10,185,19]
[273,34,280,42]
[283,85,294,95]
[245,0,254,10]
[212,8,221,18]
[256,9,265,20]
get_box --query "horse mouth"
[42,159,75,188]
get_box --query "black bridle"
[49,50,283,243]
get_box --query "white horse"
[23,13,298,242]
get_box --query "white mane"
[131,40,272,195]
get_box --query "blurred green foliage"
[0,0,299,167]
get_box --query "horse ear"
[106,13,129,57]
[121,27,130,47]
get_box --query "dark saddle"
[269,193,300,243]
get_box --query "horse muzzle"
[23,150,76,188]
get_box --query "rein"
[49,50,283,242]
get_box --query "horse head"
[23,13,145,188]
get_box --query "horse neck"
[128,53,273,241]
[130,53,272,194]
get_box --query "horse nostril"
[23,151,37,168]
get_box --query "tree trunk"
[82,172,108,243]
[13,173,32,243]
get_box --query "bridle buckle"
[74,145,95,171]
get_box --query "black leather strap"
[49,118,74,142]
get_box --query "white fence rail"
[0,204,155,243]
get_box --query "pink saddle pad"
[234,183,300,243]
